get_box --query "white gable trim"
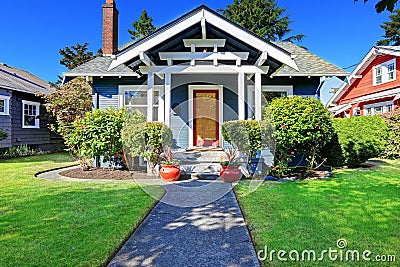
[108,8,298,71]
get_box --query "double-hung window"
[0,95,10,115]
[22,100,40,128]
[119,86,161,121]
[374,59,396,85]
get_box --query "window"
[374,59,396,85]
[388,63,395,81]
[375,67,382,85]
[119,86,160,121]
[22,100,40,128]
[260,86,293,105]
[0,95,10,115]
[364,100,394,116]
[353,107,361,116]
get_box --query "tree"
[59,43,101,70]
[377,9,400,45]
[43,77,92,138]
[355,0,399,13]
[220,0,304,42]
[128,10,156,41]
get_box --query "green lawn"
[236,159,400,266]
[0,154,163,266]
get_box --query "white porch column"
[164,72,171,127]
[147,72,154,122]
[255,72,262,121]
[247,85,254,119]
[158,86,165,123]
[238,72,245,120]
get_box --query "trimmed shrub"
[267,96,334,170]
[381,110,400,159]
[122,117,173,171]
[222,120,261,158]
[64,108,126,168]
[331,116,388,167]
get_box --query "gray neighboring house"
[0,63,61,150]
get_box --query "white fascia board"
[108,12,203,71]
[139,65,269,74]
[159,52,249,61]
[183,39,226,47]
[63,72,139,77]
[273,72,349,77]
[203,10,299,71]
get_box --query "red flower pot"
[220,165,228,176]
[220,166,242,183]
[160,165,181,182]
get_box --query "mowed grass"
[0,154,163,266]
[236,159,400,266]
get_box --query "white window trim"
[373,59,396,86]
[363,100,394,115]
[0,95,10,116]
[22,100,40,129]
[118,85,164,122]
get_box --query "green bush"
[222,120,261,158]
[64,108,126,168]
[122,115,172,171]
[381,110,400,159]
[267,96,334,170]
[331,116,388,167]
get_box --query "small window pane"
[262,91,287,105]
[124,91,147,106]
[387,104,393,112]
[0,100,4,113]
[388,63,395,80]
[374,106,383,114]
[376,67,382,84]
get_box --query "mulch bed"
[59,167,157,180]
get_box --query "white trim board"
[188,85,223,147]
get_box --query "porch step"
[174,149,227,164]
[180,163,221,175]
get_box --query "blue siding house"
[64,1,348,150]
[0,63,61,150]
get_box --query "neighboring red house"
[328,46,400,117]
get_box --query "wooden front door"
[193,90,219,147]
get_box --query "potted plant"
[220,147,242,183]
[159,147,181,182]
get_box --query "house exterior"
[64,0,347,150]
[328,46,400,117]
[0,63,60,150]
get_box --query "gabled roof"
[328,46,400,106]
[0,63,54,95]
[64,5,347,79]
[272,42,348,77]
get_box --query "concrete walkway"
[108,180,260,267]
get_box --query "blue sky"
[0,0,393,85]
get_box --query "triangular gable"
[107,5,298,71]
[328,46,400,105]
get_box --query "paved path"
[108,180,260,267]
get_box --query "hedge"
[381,109,400,159]
[328,116,388,167]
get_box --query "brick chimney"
[102,0,119,55]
